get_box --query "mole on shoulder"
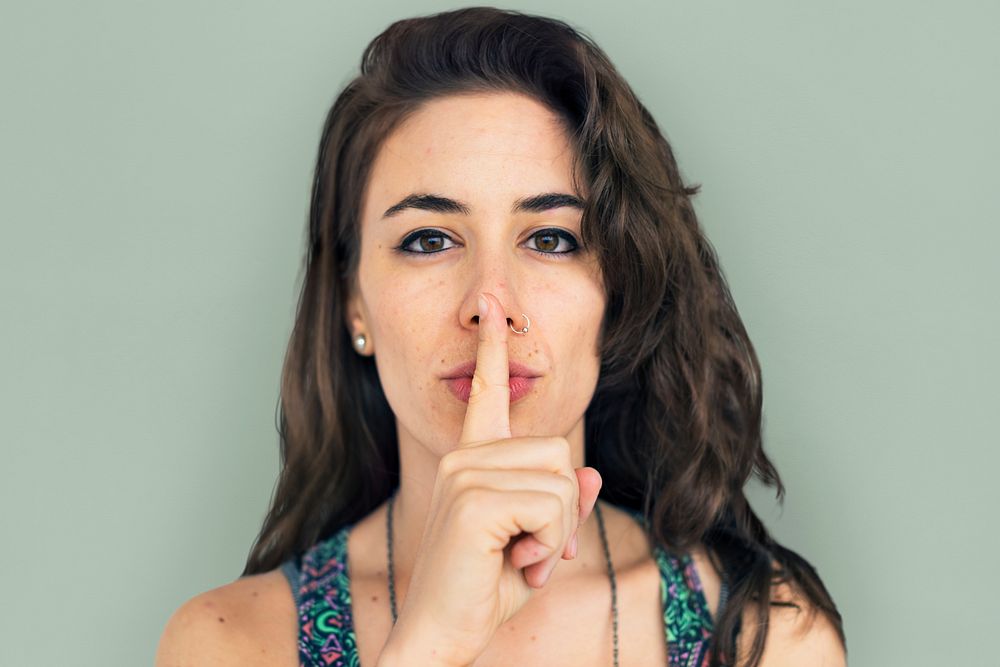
[218,617,226,623]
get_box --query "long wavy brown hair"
[241,6,845,665]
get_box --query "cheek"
[573,289,607,383]
[542,282,605,384]
[564,321,602,383]
[543,277,605,339]
[366,269,441,335]
[368,274,446,384]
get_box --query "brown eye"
[528,228,579,256]
[417,234,446,252]
[396,229,457,255]
[395,227,579,258]
[534,231,559,252]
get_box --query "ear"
[344,284,369,351]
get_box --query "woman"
[157,7,846,667]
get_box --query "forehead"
[362,92,580,221]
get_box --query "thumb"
[508,467,603,570]
[575,467,602,524]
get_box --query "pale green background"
[2,1,997,665]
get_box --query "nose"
[461,257,527,333]
[464,290,522,331]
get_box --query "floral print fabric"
[280,507,719,666]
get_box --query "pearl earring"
[354,334,366,351]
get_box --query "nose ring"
[509,314,530,335]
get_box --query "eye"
[526,228,579,256]
[394,228,580,258]
[395,229,457,254]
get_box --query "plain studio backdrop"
[1,2,997,665]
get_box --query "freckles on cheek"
[397,280,441,325]
[375,270,425,316]
[379,277,443,365]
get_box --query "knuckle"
[438,450,464,478]
[468,374,488,400]
[454,487,489,523]
[546,436,572,468]
[543,491,563,518]
[450,467,478,491]
[556,473,576,500]
[468,376,510,401]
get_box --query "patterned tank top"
[279,505,728,666]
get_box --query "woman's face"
[347,91,606,454]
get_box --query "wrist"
[376,625,469,667]
[377,642,467,667]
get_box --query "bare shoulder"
[735,563,846,667]
[154,568,298,667]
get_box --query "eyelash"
[393,228,581,258]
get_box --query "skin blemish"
[218,617,225,623]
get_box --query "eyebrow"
[381,192,585,219]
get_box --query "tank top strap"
[625,507,720,665]
[279,525,358,667]
[282,511,725,666]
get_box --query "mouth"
[441,360,543,380]
[441,360,543,404]
[443,376,539,403]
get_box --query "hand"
[381,292,603,667]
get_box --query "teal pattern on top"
[279,505,722,666]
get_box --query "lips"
[441,359,543,404]
[441,360,543,380]
[444,376,539,403]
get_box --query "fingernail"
[478,293,489,319]
[569,534,578,558]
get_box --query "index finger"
[459,292,511,447]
